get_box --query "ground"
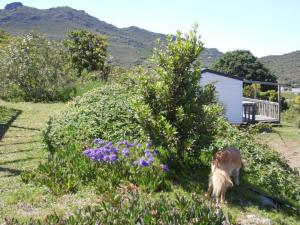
[0,100,99,222]
[257,122,300,172]
[0,100,299,224]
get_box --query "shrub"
[204,121,300,207]
[250,122,273,133]
[0,32,76,102]
[43,85,143,153]
[22,140,171,195]
[133,25,221,161]
[64,30,109,78]
[6,192,226,224]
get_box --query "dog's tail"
[212,170,233,198]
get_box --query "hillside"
[260,51,300,85]
[0,2,222,66]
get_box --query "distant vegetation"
[212,50,277,83]
[260,51,300,85]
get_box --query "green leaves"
[0,32,76,102]
[64,30,109,78]
[134,25,220,160]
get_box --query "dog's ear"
[241,159,247,168]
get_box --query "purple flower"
[148,156,155,164]
[93,138,104,145]
[122,147,130,157]
[104,142,113,148]
[153,149,159,156]
[161,164,169,172]
[109,154,118,162]
[137,143,142,148]
[146,142,152,148]
[144,150,152,158]
[138,158,150,167]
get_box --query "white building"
[200,69,244,124]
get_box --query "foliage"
[43,85,143,153]
[22,140,171,195]
[205,120,300,207]
[292,95,300,112]
[0,32,76,102]
[260,50,300,85]
[64,30,108,77]
[133,25,222,160]
[0,30,11,48]
[5,192,226,225]
[212,50,277,84]
[249,122,273,133]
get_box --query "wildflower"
[137,143,142,148]
[122,147,130,157]
[146,142,152,148]
[104,142,113,148]
[153,149,159,155]
[144,149,152,158]
[109,154,118,162]
[148,156,155,164]
[138,158,150,167]
[161,164,169,172]
[93,138,104,145]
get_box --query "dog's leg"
[205,174,213,197]
[220,187,228,204]
[233,168,240,185]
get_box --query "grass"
[0,100,100,223]
[0,99,300,224]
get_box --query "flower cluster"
[83,139,169,172]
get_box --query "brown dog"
[206,147,245,203]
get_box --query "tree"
[133,25,221,161]
[64,30,108,77]
[212,50,277,83]
[0,32,75,102]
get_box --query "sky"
[0,0,299,57]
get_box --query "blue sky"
[0,0,299,57]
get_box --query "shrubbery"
[0,32,76,102]
[6,192,226,224]
[23,139,171,195]
[43,84,143,153]
[204,120,300,206]
[134,25,221,161]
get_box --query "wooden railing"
[243,97,280,120]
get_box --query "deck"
[242,98,280,124]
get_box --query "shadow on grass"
[10,125,40,131]
[0,108,22,140]
[0,148,34,155]
[0,166,22,177]
[0,140,39,147]
[0,157,38,166]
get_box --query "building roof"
[201,68,244,81]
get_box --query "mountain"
[0,2,222,66]
[260,51,300,85]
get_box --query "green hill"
[0,2,222,66]
[260,51,300,85]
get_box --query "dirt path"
[258,124,300,172]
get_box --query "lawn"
[0,101,100,222]
[0,100,300,224]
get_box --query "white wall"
[200,71,243,124]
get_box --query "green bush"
[43,85,143,153]
[133,25,221,161]
[22,140,171,195]
[204,120,300,207]
[0,32,76,102]
[64,30,109,78]
[6,192,226,224]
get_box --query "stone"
[237,214,273,225]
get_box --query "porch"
[242,98,280,123]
